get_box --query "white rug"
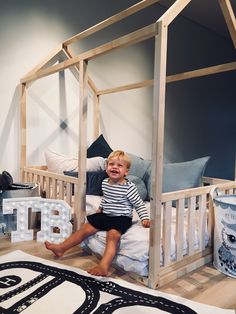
[0,250,234,314]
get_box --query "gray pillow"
[127,153,151,181]
[145,156,210,200]
[126,175,148,201]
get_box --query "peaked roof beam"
[23,44,63,79]
[20,23,157,84]
[63,0,160,46]
[60,48,98,94]
[219,0,236,49]
[157,0,191,26]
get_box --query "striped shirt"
[99,178,149,221]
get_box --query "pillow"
[127,153,151,181]
[45,149,106,174]
[86,170,108,195]
[64,170,108,196]
[88,172,147,199]
[87,134,113,158]
[145,156,210,200]
[45,149,78,174]
[87,157,106,172]
[126,175,148,201]
[63,171,78,178]
[163,156,210,193]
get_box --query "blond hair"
[107,150,131,169]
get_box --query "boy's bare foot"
[87,264,109,276]
[45,241,64,257]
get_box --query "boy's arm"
[127,184,150,227]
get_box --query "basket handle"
[210,186,223,201]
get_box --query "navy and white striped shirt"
[99,178,149,221]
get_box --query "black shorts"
[87,212,132,235]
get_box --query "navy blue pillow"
[87,134,113,158]
[64,170,108,195]
[86,170,108,195]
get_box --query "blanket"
[0,250,233,314]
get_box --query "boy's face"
[106,157,129,183]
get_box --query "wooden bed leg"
[148,19,168,289]
[20,83,27,181]
[74,59,88,230]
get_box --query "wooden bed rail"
[22,166,236,288]
[22,166,79,212]
[156,180,236,287]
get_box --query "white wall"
[0,1,78,179]
[0,0,235,181]
[0,0,154,180]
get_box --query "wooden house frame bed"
[19,0,236,289]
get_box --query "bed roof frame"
[20,0,236,288]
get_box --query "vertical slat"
[34,174,39,184]
[66,182,72,206]
[93,93,100,139]
[176,198,185,261]
[208,191,215,248]
[198,194,207,250]
[75,59,88,230]
[24,171,28,182]
[188,196,196,255]
[163,201,172,266]
[40,175,45,195]
[51,178,57,198]
[73,182,80,230]
[148,20,168,289]
[22,169,26,183]
[20,83,27,181]
[46,177,50,198]
[58,181,64,200]
[28,173,33,182]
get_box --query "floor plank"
[1,237,236,310]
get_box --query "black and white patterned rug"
[0,251,233,314]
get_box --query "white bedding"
[81,195,209,276]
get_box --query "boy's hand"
[96,208,102,213]
[141,219,150,228]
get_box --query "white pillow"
[87,156,106,172]
[44,149,106,174]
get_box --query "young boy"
[45,150,150,276]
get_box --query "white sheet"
[81,195,208,276]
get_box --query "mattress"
[81,195,209,276]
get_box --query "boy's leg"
[45,223,98,257]
[88,229,121,276]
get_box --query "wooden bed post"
[20,83,27,181]
[93,94,100,140]
[148,0,192,289]
[219,0,236,49]
[148,19,168,289]
[74,59,88,230]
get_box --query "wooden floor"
[1,237,236,311]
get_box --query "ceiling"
[158,0,236,39]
